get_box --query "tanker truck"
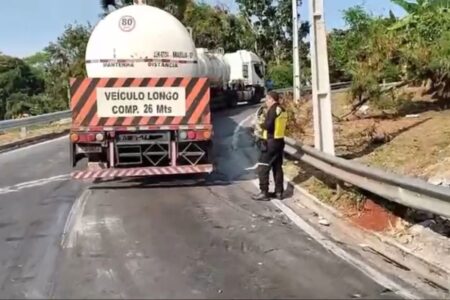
[70,3,265,180]
[197,48,266,107]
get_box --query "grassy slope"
[283,87,450,231]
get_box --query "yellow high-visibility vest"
[262,106,287,140]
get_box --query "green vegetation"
[327,0,450,110]
[0,0,448,120]
[0,24,90,119]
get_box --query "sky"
[0,0,405,58]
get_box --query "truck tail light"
[202,130,212,139]
[96,133,105,141]
[70,133,79,143]
[179,130,188,140]
[179,130,211,140]
[187,131,197,140]
[71,132,101,143]
[86,134,96,142]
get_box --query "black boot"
[252,191,270,201]
[275,192,284,200]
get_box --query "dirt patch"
[347,199,400,232]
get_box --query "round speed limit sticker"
[119,15,136,32]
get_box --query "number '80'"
[119,16,135,31]
[122,18,133,26]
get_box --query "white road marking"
[0,135,67,156]
[245,163,260,171]
[231,110,417,299]
[61,189,90,249]
[232,112,257,150]
[0,174,70,195]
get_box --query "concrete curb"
[283,174,450,294]
[0,130,69,154]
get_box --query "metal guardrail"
[275,81,402,95]
[275,81,352,94]
[284,138,450,218]
[0,110,71,131]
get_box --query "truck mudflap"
[71,164,213,180]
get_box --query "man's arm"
[261,105,277,133]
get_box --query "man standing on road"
[252,91,287,201]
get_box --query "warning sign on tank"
[119,15,136,32]
[96,87,186,117]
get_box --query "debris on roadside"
[405,114,420,118]
[358,104,370,115]
[318,217,331,226]
[428,176,450,187]
[351,293,362,298]
[389,211,450,272]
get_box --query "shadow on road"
[89,173,231,190]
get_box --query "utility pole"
[309,0,335,155]
[292,0,301,102]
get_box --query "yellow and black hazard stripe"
[70,77,211,128]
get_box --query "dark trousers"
[258,139,285,194]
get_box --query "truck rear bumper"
[71,164,213,180]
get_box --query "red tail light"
[187,131,197,140]
[73,132,101,143]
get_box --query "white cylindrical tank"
[196,48,230,87]
[86,4,198,78]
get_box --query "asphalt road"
[0,105,405,299]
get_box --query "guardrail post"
[309,0,335,155]
[20,126,27,139]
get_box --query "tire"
[226,91,238,108]
[249,86,265,105]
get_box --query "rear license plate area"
[76,145,102,153]
[116,132,170,144]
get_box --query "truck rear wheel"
[250,86,264,104]
[226,91,238,108]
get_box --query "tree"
[267,62,293,89]
[43,23,91,111]
[100,0,190,21]
[386,0,450,95]
[235,0,309,64]
[391,0,449,14]
[183,3,255,52]
[24,51,50,82]
[327,29,352,83]
[0,55,44,119]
